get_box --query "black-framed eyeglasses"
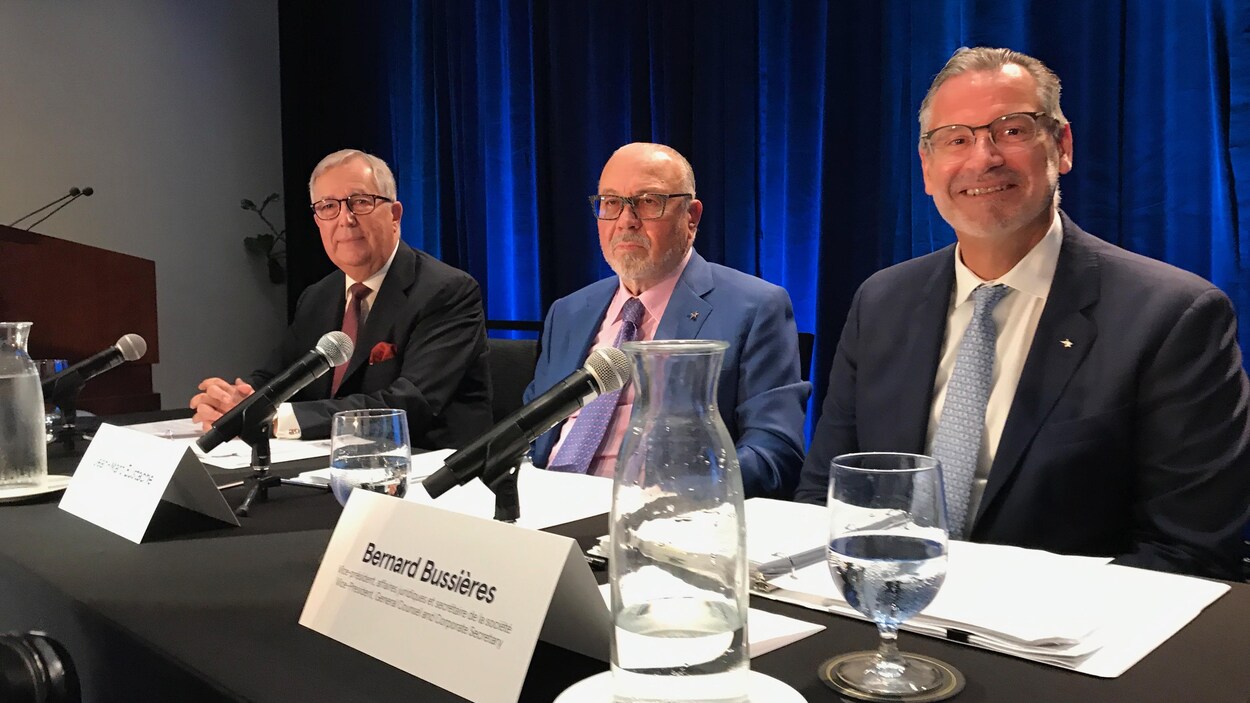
[310,194,393,220]
[921,112,1056,157]
[588,193,692,220]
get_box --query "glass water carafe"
[0,322,48,486]
[610,340,749,703]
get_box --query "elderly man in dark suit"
[191,149,491,448]
[795,48,1250,579]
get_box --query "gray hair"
[307,149,398,201]
[918,47,1069,147]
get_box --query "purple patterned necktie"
[331,282,371,396]
[548,297,646,474]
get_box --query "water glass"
[821,452,961,700]
[329,409,411,506]
[34,359,68,442]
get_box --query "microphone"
[423,346,631,498]
[41,333,147,405]
[197,331,353,452]
[25,186,93,232]
[7,188,80,227]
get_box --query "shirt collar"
[951,212,1062,306]
[605,247,693,325]
[346,242,400,296]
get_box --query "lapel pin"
[1060,338,1074,349]
[689,311,700,321]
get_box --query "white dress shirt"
[925,213,1063,520]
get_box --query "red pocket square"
[369,342,397,365]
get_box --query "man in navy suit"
[525,143,809,498]
[795,48,1250,579]
[190,149,491,447]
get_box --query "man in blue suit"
[795,48,1250,579]
[525,143,809,498]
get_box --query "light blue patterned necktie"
[932,284,1010,538]
[548,297,646,474]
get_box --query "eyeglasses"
[921,112,1055,158]
[310,194,393,220]
[588,193,692,220]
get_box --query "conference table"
[2,417,1249,702]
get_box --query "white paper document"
[291,448,455,487]
[744,499,829,578]
[755,540,1228,677]
[124,419,334,469]
[615,498,830,583]
[124,417,205,440]
[193,438,332,469]
[407,465,613,530]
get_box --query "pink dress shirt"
[548,250,693,477]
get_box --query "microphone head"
[114,334,147,361]
[81,187,94,196]
[315,331,353,367]
[584,347,630,394]
[68,187,81,196]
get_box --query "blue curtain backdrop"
[279,0,1250,430]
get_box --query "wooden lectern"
[0,224,160,413]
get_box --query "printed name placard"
[300,489,609,703]
[59,423,240,542]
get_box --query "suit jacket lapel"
[897,250,957,453]
[656,251,713,341]
[304,270,347,400]
[567,282,616,369]
[337,243,418,395]
[975,215,1100,524]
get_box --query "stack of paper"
[599,498,831,584]
[757,540,1229,677]
[617,497,1230,677]
[744,499,829,579]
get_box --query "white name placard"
[59,423,240,542]
[300,489,609,703]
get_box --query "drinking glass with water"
[329,409,410,506]
[34,359,68,442]
[820,452,963,701]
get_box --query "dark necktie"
[548,297,646,474]
[331,282,371,396]
[932,283,1010,537]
